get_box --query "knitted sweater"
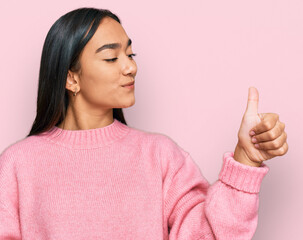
[0,119,269,240]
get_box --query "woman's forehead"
[93,17,127,42]
[84,18,131,54]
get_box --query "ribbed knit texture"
[0,119,269,239]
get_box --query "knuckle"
[264,120,272,130]
[280,126,285,136]
[254,135,260,142]
[268,130,276,139]
[272,140,280,149]
[278,122,285,133]
[276,128,282,138]
[284,143,289,154]
[278,147,285,156]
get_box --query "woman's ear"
[66,70,80,93]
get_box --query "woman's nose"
[122,56,137,76]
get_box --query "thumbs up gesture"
[233,87,288,167]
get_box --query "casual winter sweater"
[0,119,269,240]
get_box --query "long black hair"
[27,7,127,137]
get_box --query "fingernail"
[250,131,255,136]
[252,137,257,143]
[254,144,259,148]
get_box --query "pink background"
[1,0,302,239]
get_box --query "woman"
[0,7,288,239]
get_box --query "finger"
[266,141,289,156]
[254,131,287,150]
[245,87,259,116]
[252,121,285,143]
[250,113,279,135]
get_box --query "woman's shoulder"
[0,134,42,161]
[127,124,173,142]
[127,125,189,157]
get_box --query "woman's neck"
[57,106,114,130]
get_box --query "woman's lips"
[122,81,135,89]
[123,83,134,89]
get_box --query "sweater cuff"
[219,151,269,193]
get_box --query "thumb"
[245,87,259,115]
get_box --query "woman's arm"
[0,149,22,239]
[163,150,269,240]
[163,86,287,239]
[0,201,21,239]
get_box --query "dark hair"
[27,7,127,137]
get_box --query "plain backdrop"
[0,0,302,239]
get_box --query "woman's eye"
[128,53,137,59]
[104,58,118,62]
[104,53,137,63]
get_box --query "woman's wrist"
[233,143,262,167]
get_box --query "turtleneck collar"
[39,119,130,149]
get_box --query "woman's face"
[71,17,137,110]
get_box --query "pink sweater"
[0,119,269,239]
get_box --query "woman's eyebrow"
[95,38,132,54]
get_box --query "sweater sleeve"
[0,148,22,239]
[162,146,269,240]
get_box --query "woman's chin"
[119,98,135,108]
